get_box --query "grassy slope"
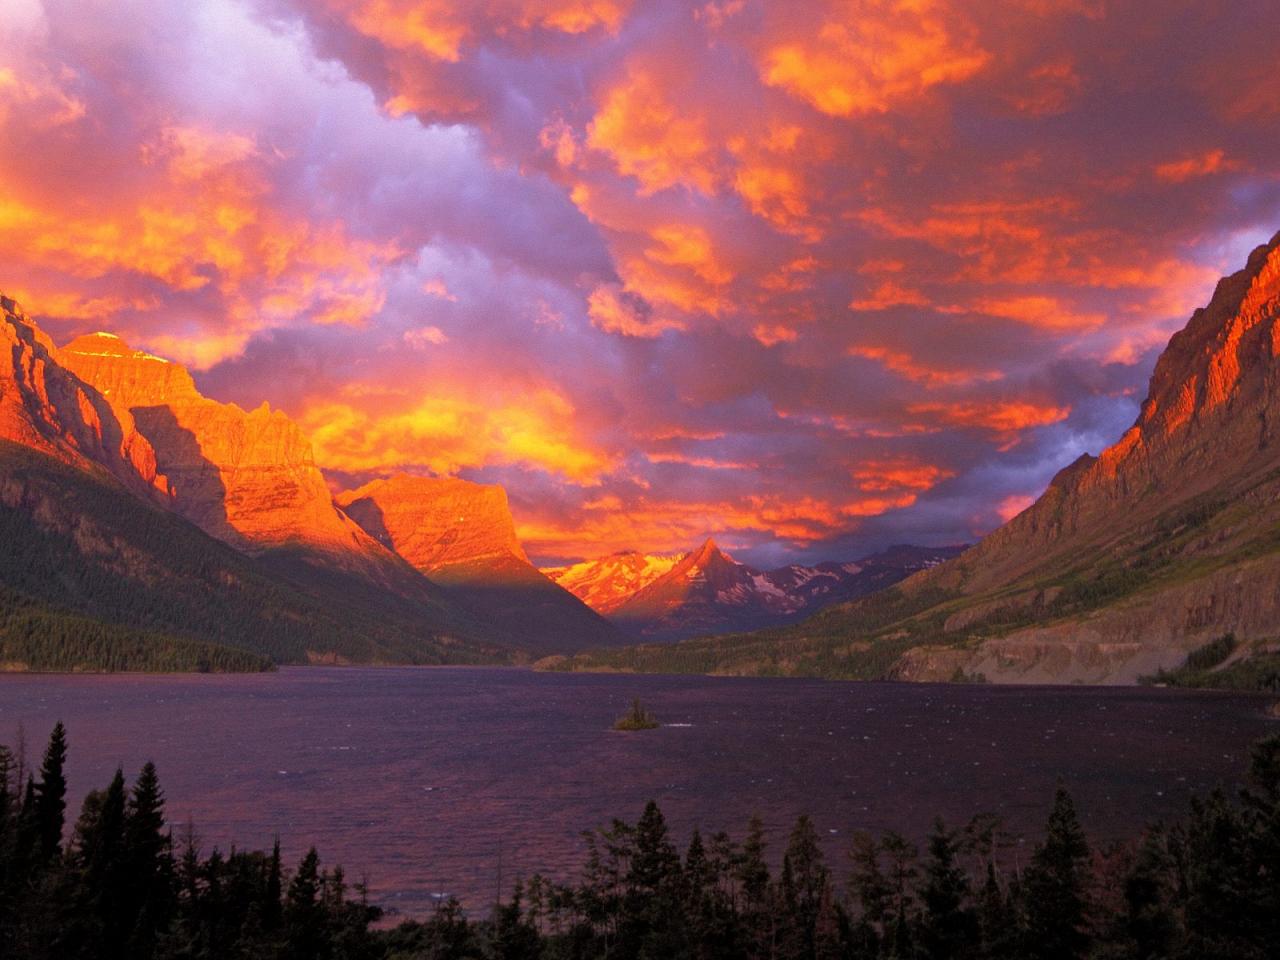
[0,441,508,668]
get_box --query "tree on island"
[612,698,659,731]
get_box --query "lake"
[0,667,1273,919]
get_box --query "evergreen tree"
[33,721,68,863]
[264,836,283,932]
[621,801,687,959]
[918,818,977,960]
[1121,829,1178,960]
[285,847,326,960]
[736,814,774,959]
[1023,786,1091,960]
[847,831,889,956]
[124,760,173,959]
[976,862,1017,960]
[71,769,129,956]
[492,880,542,960]
[779,814,829,960]
[881,831,918,960]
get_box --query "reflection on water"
[0,667,1272,918]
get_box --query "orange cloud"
[760,1,989,116]
[849,345,1003,388]
[342,0,631,62]
[518,487,916,558]
[1,122,397,364]
[1155,149,1237,183]
[753,323,798,346]
[587,283,685,337]
[996,492,1035,522]
[1004,59,1081,117]
[850,280,931,311]
[302,384,614,484]
[853,460,954,492]
[909,399,1070,448]
[973,295,1106,331]
[587,69,718,195]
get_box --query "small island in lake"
[612,697,659,731]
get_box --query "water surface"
[0,667,1272,917]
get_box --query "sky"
[3,0,1280,567]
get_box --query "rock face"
[338,475,626,653]
[339,475,529,571]
[60,332,411,586]
[554,538,964,642]
[542,551,683,615]
[0,298,166,497]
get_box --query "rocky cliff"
[60,332,418,589]
[338,475,626,652]
[0,298,166,497]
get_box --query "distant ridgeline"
[4,722,1279,957]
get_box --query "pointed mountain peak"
[694,536,720,556]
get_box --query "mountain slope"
[549,539,964,641]
[338,474,626,653]
[554,233,1280,684]
[542,551,683,615]
[0,439,503,666]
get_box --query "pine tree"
[977,862,1017,960]
[735,814,774,960]
[1023,786,1091,960]
[72,769,129,957]
[264,837,283,932]
[918,818,977,960]
[492,880,542,960]
[1121,829,1178,960]
[33,722,68,862]
[621,801,686,959]
[0,744,14,833]
[847,831,889,955]
[125,761,172,960]
[779,814,829,960]
[285,847,326,960]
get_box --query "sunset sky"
[3,0,1279,566]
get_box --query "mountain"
[0,296,167,498]
[0,295,507,669]
[548,538,965,641]
[542,551,683,615]
[59,332,430,594]
[337,474,626,653]
[553,232,1280,684]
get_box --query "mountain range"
[544,540,965,641]
[1,294,935,671]
[0,299,622,669]
[9,231,1280,682]
[556,232,1280,685]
